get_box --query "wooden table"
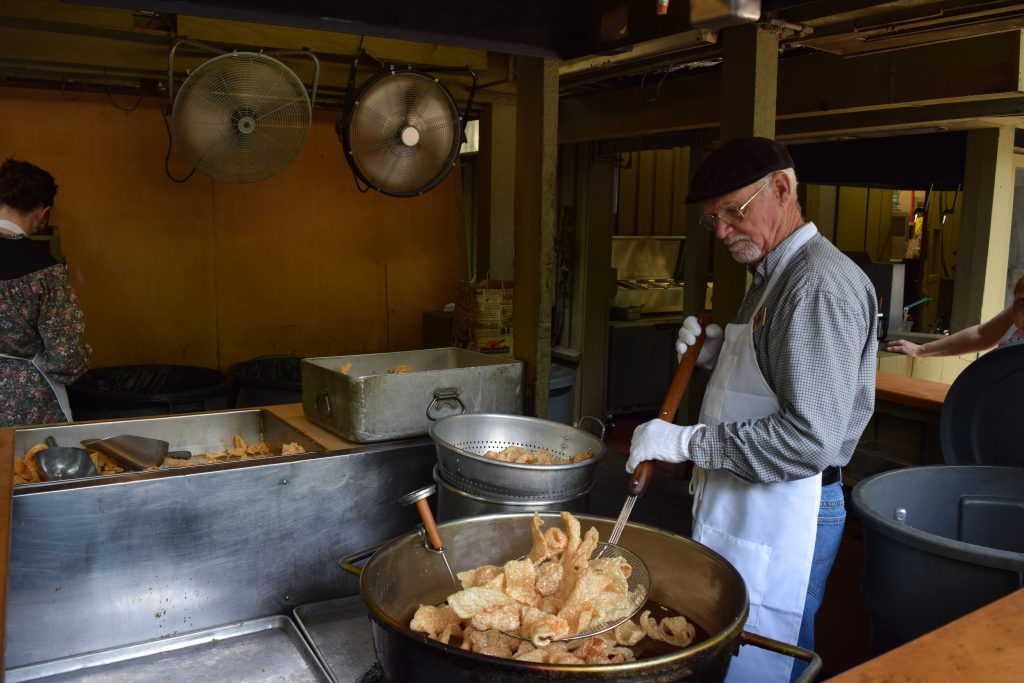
[828,589,1024,682]
[263,402,365,452]
[875,371,951,414]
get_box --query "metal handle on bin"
[316,390,332,417]
[338,541,387,577]
[739,631,822,683]
[575,415,606,439]
[426,388,466,421]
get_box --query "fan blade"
[171,51,311,183]
[343,69,462,196]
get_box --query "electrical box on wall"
[690,0,761,29]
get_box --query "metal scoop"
[37,436,97,481]
[399,485,460,592]
[80,434,169,470]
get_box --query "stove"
[615,278,685,313]
[611,237,686,314]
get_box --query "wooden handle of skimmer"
[628,313,711,498]
[415,499,445,551]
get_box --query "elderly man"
[626,137,877,682]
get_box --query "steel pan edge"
[356,512,748,682]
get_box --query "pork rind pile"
[481,445,593,465]
[14,435,305,484]
[163,435,304,467]
[409,512,695,664]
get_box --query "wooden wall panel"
[836,187,870,253]
[635,151,656,235]
[616,148,691,237]
[616,153,638,235]
[652,149,674,236]
[0,87,467,370]
[671,147,690,237]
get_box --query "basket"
[427,413,605,498]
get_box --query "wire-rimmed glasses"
[698,178,771,231]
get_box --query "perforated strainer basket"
[512,541,652,643]
[428,413,606,498]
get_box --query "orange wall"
[0,87,467,370]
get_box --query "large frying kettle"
[340,512,820,682]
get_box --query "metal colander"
[428,413,606,498]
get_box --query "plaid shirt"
[689,224,878,484]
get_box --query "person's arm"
[689,286,872,483]
[36,265,91,384]
[885,306,1013,357]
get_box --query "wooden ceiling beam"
[559,30,1024,142]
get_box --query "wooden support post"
[713,22,779,325]
[576,144,616,423]
[0,427,14,671]
[952,127,1015,329]
[476,102,517,280]
[683,142,713,424]
[512,56,559,417]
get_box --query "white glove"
[625,419,704,473]
[676,316,724,369]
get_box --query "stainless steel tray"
[5,615,331,682]
[293,596,378,683]
[302,347,523,443]
[13,409,325,486]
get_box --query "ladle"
[37,436,97,481]
[399,485,460,591]
[80,434,169,470]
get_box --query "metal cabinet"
[606,316,681,416]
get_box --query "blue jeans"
[790,481,846,682]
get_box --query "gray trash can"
[229,355,302,407]
[851,465,1024,654]
[546,363,576,425]
[68,364,236,420]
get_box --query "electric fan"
[170,47,319,184]
[340,63,476,197]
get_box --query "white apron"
[0,352,74,422]
[691,223,821,683]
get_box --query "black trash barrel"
[68,364,236,421]
[228,355,302,408]
[851,465,1024,655]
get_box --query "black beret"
[685,137,795,204]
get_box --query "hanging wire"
[106,89,143,113]
[160,108,197,183]
[640,65,673,103]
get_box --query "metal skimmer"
[602,317,710,576]
[398,485,460,591]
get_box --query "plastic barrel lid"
[549,363,576,391]
[940,342,1024,466]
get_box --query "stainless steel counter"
[5,431,437,669]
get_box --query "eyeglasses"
[698,178,771,231]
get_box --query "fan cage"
[171,51,312,184]
[341,69,464,197]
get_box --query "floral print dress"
[1,234,91,427]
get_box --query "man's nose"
[714,219,732,240]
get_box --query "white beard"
[727,237,763,264]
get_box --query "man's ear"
[772,172,792,205]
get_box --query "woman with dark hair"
[0,157,91,427]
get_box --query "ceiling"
[3,0,1024,139]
